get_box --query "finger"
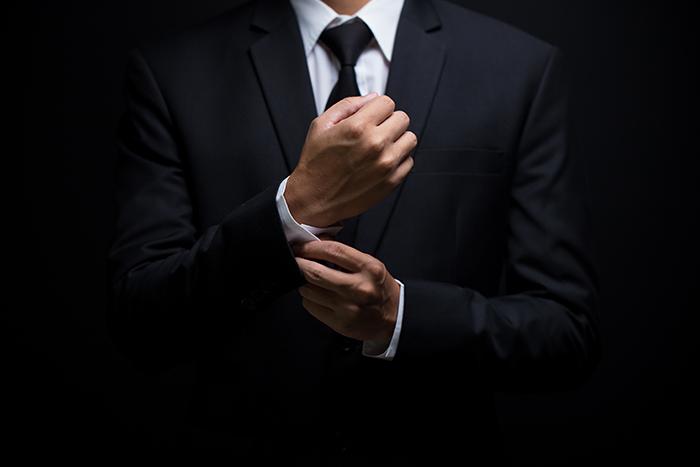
[389,130,418,161]
[376,110,411,143]
[387,153,415,186]
[345,94,395,127]
[296,257,355,293]
[324,92,379,126]
[299,283,352,312]
[365,129,416,179]
[378,130,417,171]
[295,240,368,273]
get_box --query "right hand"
[285,93,417,227]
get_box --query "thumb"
[325,92,379,125]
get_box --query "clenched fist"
[285,93,417,227]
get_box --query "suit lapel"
[355,0,446,256]
[249,0,317,173]
[249,0,446,257]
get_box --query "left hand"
[293,240,400,350]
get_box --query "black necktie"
[319,18,374,248]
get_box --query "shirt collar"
[289,0,405,61]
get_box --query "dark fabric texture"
[107,0,601,464]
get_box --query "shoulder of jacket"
[431,0,556,57]
[131,0,257,68]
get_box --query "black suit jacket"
[108,0,602,464]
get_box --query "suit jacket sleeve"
[107,48,306,373]
[392,47,602,392]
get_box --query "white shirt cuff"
[361,278,404,361]
[275,176,343,243]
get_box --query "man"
[108,0,601,464]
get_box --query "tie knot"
[319,18,374,67]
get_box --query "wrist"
[370,278,400,349]
[367,316,395,354]
[285,172,331,227]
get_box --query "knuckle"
[382,95,395,109]
[365,260,386,280]
[307,264,323,282]
[346,121,365,139]
[376,156,395,174]
[327,242,345,259]
[406,130,418,145]
[364,134,385,154]
[396,110,410,123]
[354,282,376,304]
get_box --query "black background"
[18,0,698,464]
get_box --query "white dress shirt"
[274,0,406,360]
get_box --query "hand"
[293,240,400,350]
[285,93,417,227]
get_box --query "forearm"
[111,182,304,312]
[393,278,600,392]
[108,182,306,372]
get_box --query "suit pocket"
[410,147,506,175]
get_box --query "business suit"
[108,0,601,464]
